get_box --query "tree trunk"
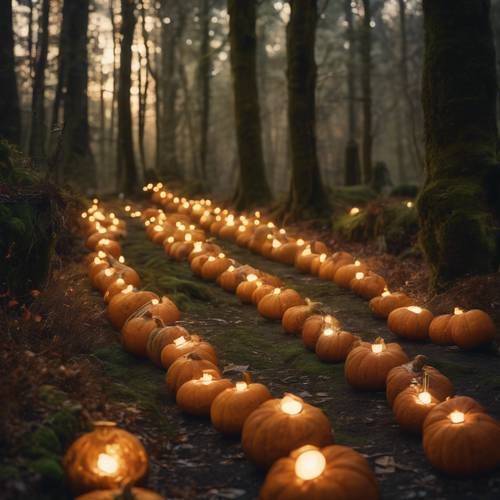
[117,0,138,194]
[0,0,21,145]
[284,0,328,219]
[344,0,360,186]
[138,0,149,176]
[418,0,500,290]
[29,0,50,166]
[228,0,272,210]
[60,0,95,190]
[360,0,373,185]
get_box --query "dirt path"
[90,210,500,500]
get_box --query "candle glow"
[294,449,326,480]
[417,391,432,405]
[236,381,248,392]
[449,410,465,424]
[408,306,423,314]
[280,396,303,415]
[96,452,119,475]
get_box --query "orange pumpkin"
[251,284,275,305]
[344,338,409,391]
[422,396,500,475]
[257,288,305,321]
[107,290,159,330]
[104,278,130,303]
[318,252,354,280]
[216,265,253,293]
[236,276,264,304]
[191,254,212,276]
[349,272,387,300]
[281,300,319,334]
[302,314,342,351]
[294,247,318,273]
[219,222,239,240]
[75,487,164,500]
[241,394,333,468]
[149,296,181,325]
[176,373,233,416]
[315,329,359,363]
[188,242,221,263]
[387,306,434,340]
[428,314,454,345]
[385,355,454,407]
[200,254,232,281]
[449,308,496,350]
[146,325,189,366]
[333,262,368,288]
[260,444,378,500]
[160,337,217,369]
[86,231,116,251]
[393,385,440,434]
[211,373,272,435]
[275,240,306,265]
[121,315,161,357]
[166,352,221,394]
[310,253,328,275]
[369,291,415,319]
[94,239,121,258]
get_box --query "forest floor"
[2,200,500,500]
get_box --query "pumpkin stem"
[374,337,385,345]
[243,371,252,385]
[116,482,136,500]
[186,352,203,361]
[412,355,427,373]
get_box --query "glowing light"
[238,225,246,232]
[154,225,163,232]
[319,253,327,263]
[174,337,187,347]
[227,265,235,272]
[97,251,106,258]
[371,343,385,354]
[273,288,281,295]
[454,307,464,315]
[185,233,193,242]
[281,395,303,415]
[118,256,125,263]
[81,212,88,219]
[272,239,282,249]
[355,272,365,280]
[302,247,312,256]
[96,453,119,475]
[104,268,114,277]
[123,285,134,294]
[279,228,286,235]
[408,306,423,314]
[382,290,391,297]
[295,449,326,480]
[193,242,203,252]
[324,315,332,324]
[116,278,125,286]
[296,239,305,246]
[247,274,258,282]
[354,260,361,266]
[417,391,432,405]
[208,256,216,262]
[449,411,465,424]
[151,299,159,306]
[236,381,248,392]
[350,207,360,215]
[93,257,102,265]
[201,372,213,384]
[322,327,334,336]
[217,253,225,258]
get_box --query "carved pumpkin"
[176,372,234,416]
[422,396,500,475]
[166,352,221,394]
[107,290,159,330]
[257,288,305,321]
[388,306,434,340]
[63,422,148,494]
[386,355,454,407]
[301,314,342,351]
[260,444,379,500]
[315,328,360,363]
[369,291,414,319]
[334,261,368,288]
[241,394,334,468]
[350,272,387,300]
[200,254,232,281]
[75,487,164,500]
[281,299,319,334]
[146,325,189,366]
[160,336,217,369]
[211,373,272,435]
[344,338,409,391]
[449,308,496,350]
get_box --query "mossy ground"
[86,212,500,500]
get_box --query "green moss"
[390,184,419,198]
[331,185,378,209]
[27,457,64,482]
[23,426,61,458]
[38,385,68,407]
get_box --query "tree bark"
[0,0,22,145]
[117,0,138,194]
[60,0,95,190]
[344,0,360,186]
[418,0,500,290]
[360,0,373,184]
[228,0,272,210]
[284,0,328,219]
[29,0,50,166]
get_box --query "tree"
[228,0,272,210]
[284,0,328,219]
[59,0,95,190]
[117,0,138,194]
[418,0,500,290]
[29,0,50,166]
[344,0,361,186]
[0,0,21,145]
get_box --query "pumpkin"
[260,444,379,500]
[149,296,181,325]
[88,259,109,285]
[251,284,277,306]
[310,253,328,275]
[301,314,342,351]
[75,487,164,500]
[216,265,252,293]
[211,373,272,435]
[310,240,328,254]
[191,254,212,276]
[385,355,455,407]
[369,291,415,319]
[275,240,306,265]
[344,338,409,391]
[162,236,176,254]
[176,372,234,416]
[166,352,221,394]
[387,306,434,340]
[281,299,319,334]
[333,262,368,288]
[160,336,217,369]
[350,272,387,300]
[393,385,440,434]
[95,265,140,294]
[200,254,232,281]
[146,325,189,366]
[318,252,354,280]
[241,394,333,469]
[449,308,496,350]
[236,275,264,304]
[219,222,239,240]
[63,422,148,494]
[121,314,162,357]
[104,278,130,303]
[188,242,221,263]
[94,239,122,259]
[86,231,116,251]
[107,290,159,330]
[236,227,254,247]
[257,288,305,321]
[422,396,500,475]
[315,329,359,363]
[428,314,454,345]
[169,240,194,261]
[294,247,318,273]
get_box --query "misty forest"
[1,0,500,499]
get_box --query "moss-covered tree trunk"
[117,0,138,194]
[228,0,272,210]
[199,0,211,186]
[418,0,500,290]
[0,0,21,145]
[285,0,329,219]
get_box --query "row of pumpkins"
[73,202,380,499]
[146,186,497,352]
[139,186,500,477]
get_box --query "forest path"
[90,207,500,500]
